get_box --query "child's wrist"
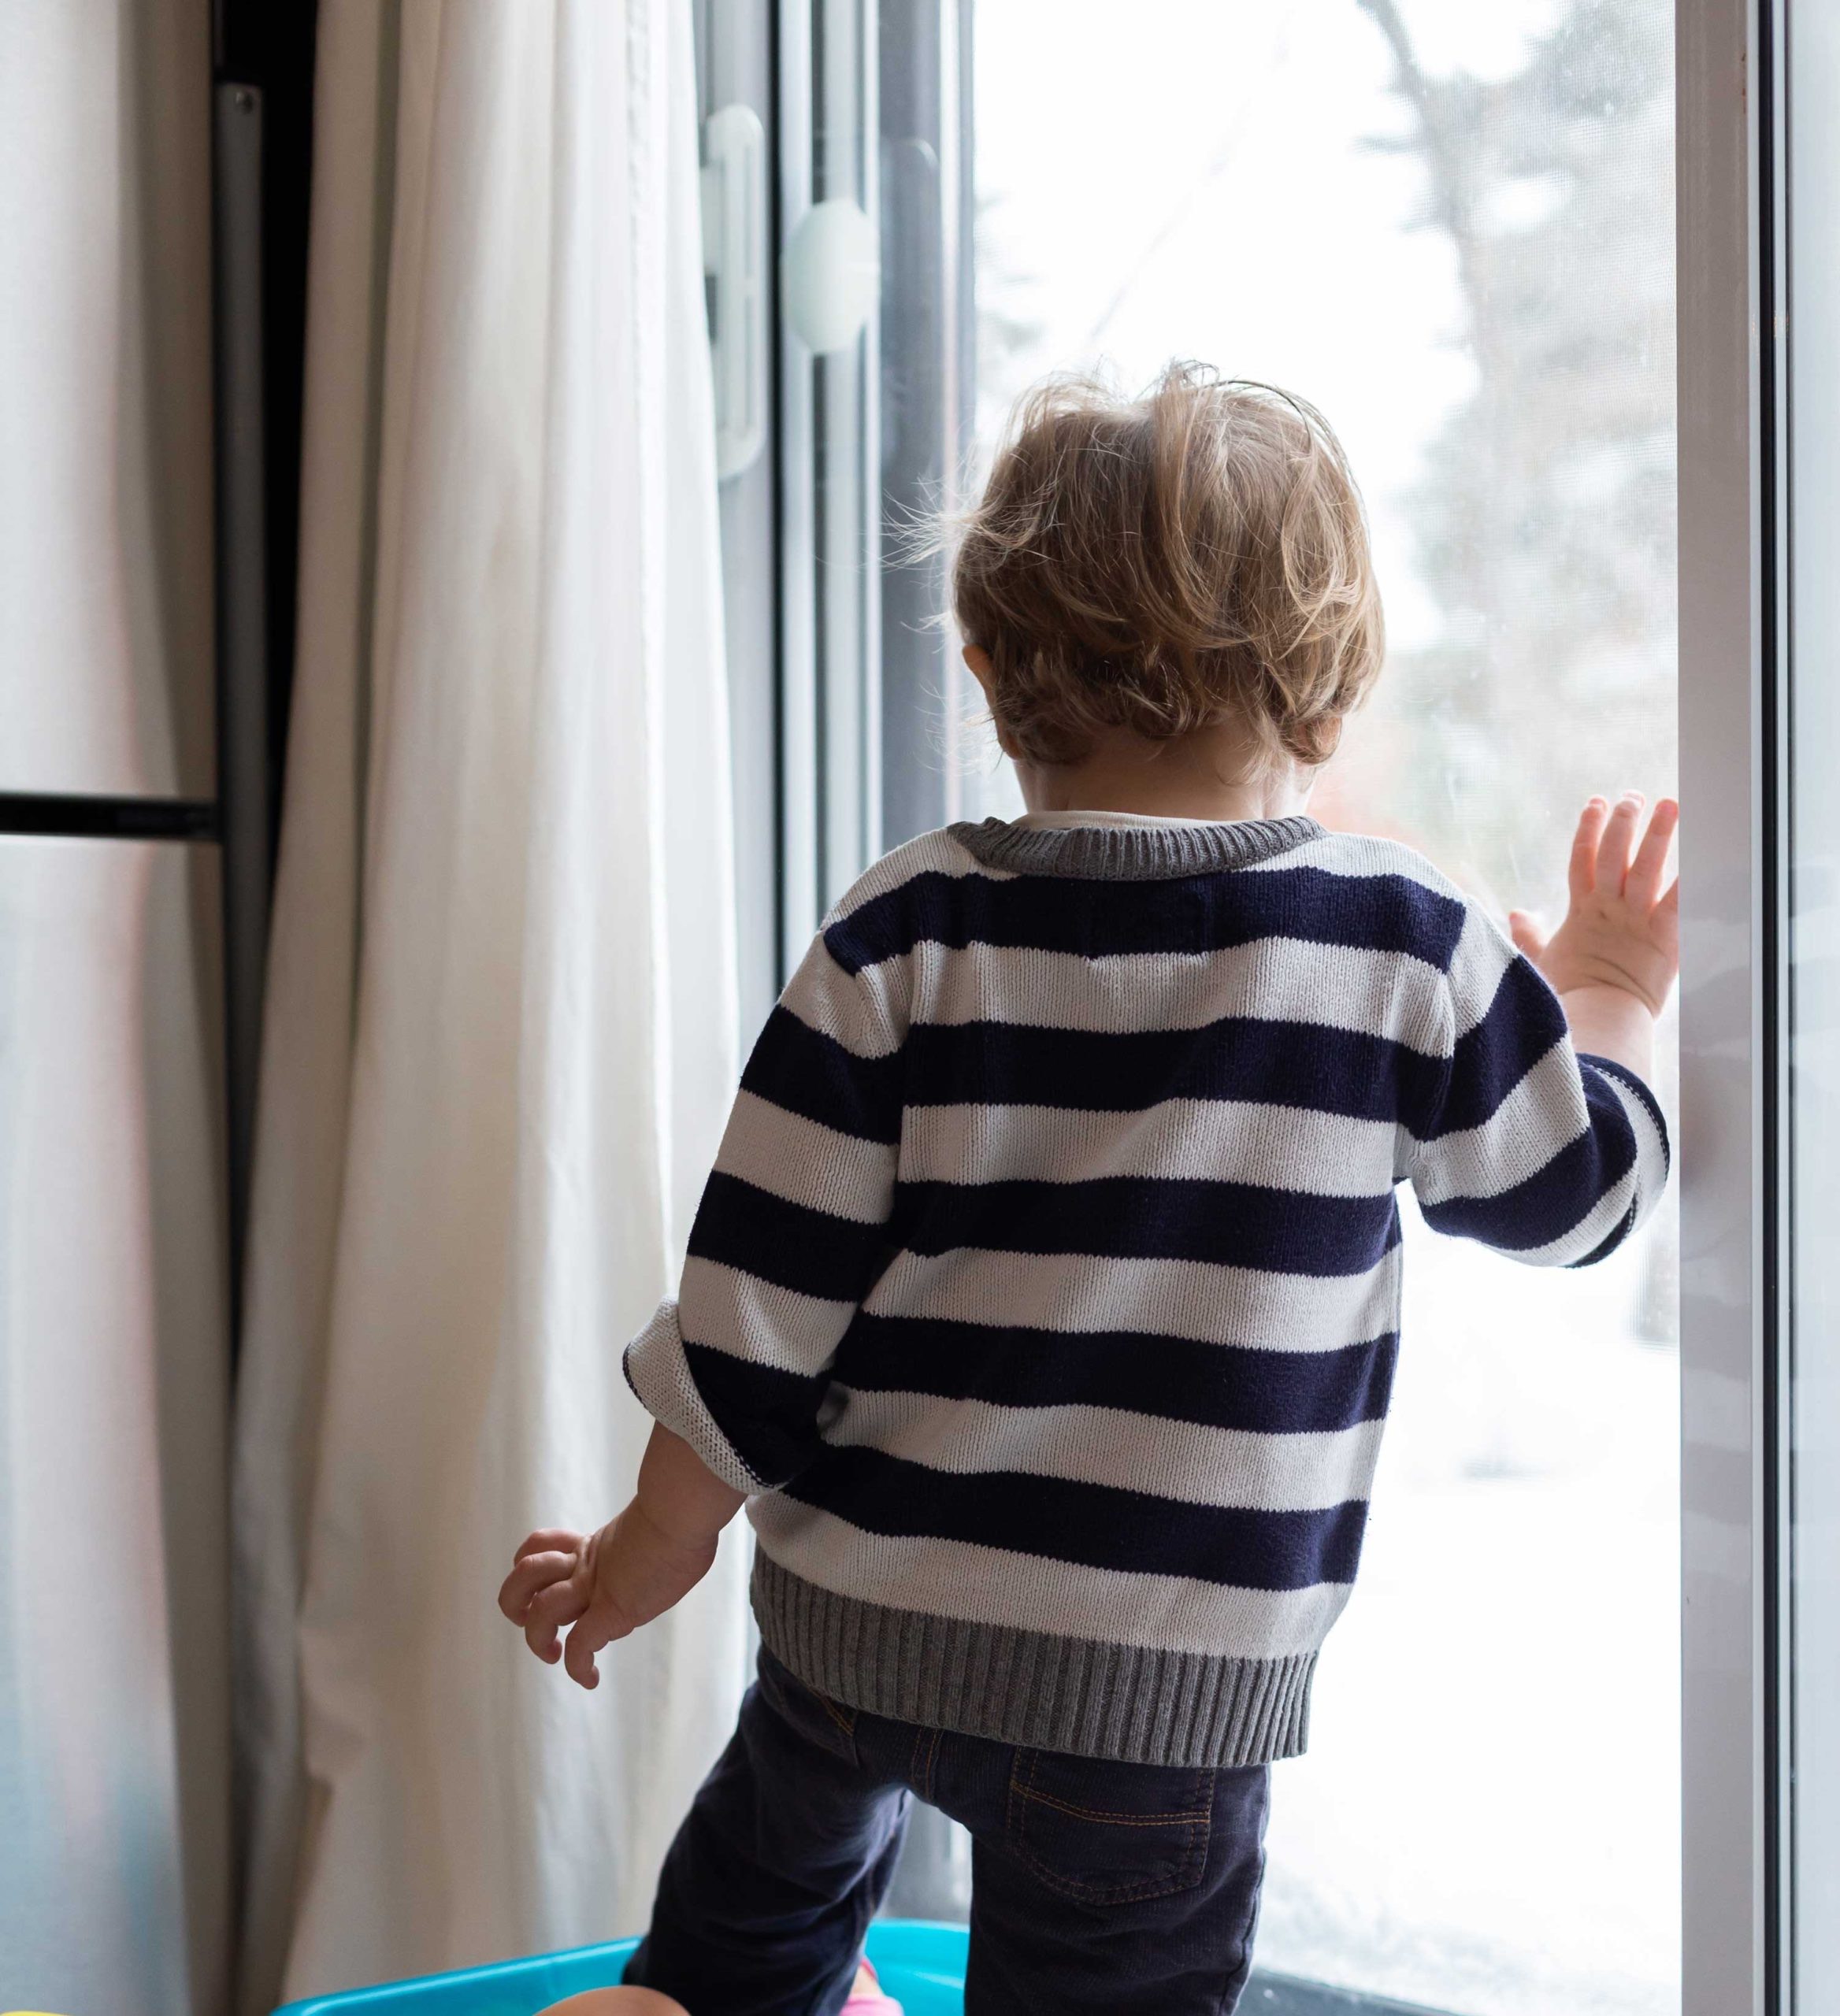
[1556,977,1661,1023]
[633,1421,748,1544]
[1553,980,1657,1084]
[625,1491,723,1561]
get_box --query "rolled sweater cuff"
[622,1298,764,1496]
[1576,1051,1672,1177]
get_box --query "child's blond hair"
[952,362,1385,774]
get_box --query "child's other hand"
[496,1505,719,1689]
[1509,792,1679,1017]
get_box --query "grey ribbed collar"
[948,814,1322,882]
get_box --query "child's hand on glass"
[497,1503,719,1689]
[1509,791,1680,1017]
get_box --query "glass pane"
[0,0,217,797]
[0,836,230,2012]
[873,2,1679,2008]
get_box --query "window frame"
[1676,1,1787,2010]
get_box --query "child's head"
[952,362,1384,783]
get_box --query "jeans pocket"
[1004,1748,1215,1906]
[754,1649,860,1766]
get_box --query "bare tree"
[1354,0,1675,895]
[1357,0,1678,1338]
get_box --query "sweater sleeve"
[1404,899,1671,1266]
[622,922,905,1494]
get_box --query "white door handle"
[782,197,880,358]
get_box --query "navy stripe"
[1419,1063,1640,1251]
[824,866,1466,976]
[891,1177,1400,1279]
[740,1006,903,1144]
[681,1343,828,1487]
[1579,1053,1671,1175]
[784,1446,1371,1592]
[687,1172,892,1302]
[1430,955,1567,1136]
[902,1016,1443,1125]
[1568,1196,1642,1269]
[832,1314,1399,1434]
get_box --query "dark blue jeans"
[624,1650,1270,2016]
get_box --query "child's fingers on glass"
[1597,791,1647,892]
[1570,796,1611,898]
[1508,908,1547,958]
[1625,798,1680,910]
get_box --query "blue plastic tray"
[274,1919,969,2015]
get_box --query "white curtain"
[231,3,748,2006]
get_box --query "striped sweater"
[625,813,1671,1767]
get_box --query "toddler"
[500,364,1677,2016]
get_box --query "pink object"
[843,1959,903,2014]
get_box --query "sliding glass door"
[697,0,1814,2007]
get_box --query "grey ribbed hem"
[949,814,1322,882]
[752,1552,1316,1769]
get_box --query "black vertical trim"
[211,1,321,1325]
[769,0,788,993]
[211,77,270,1310]
[217,1,320,844]
[770,0,786,991]
[1760,2,1789,2009]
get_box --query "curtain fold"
[231,4,748,2005]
